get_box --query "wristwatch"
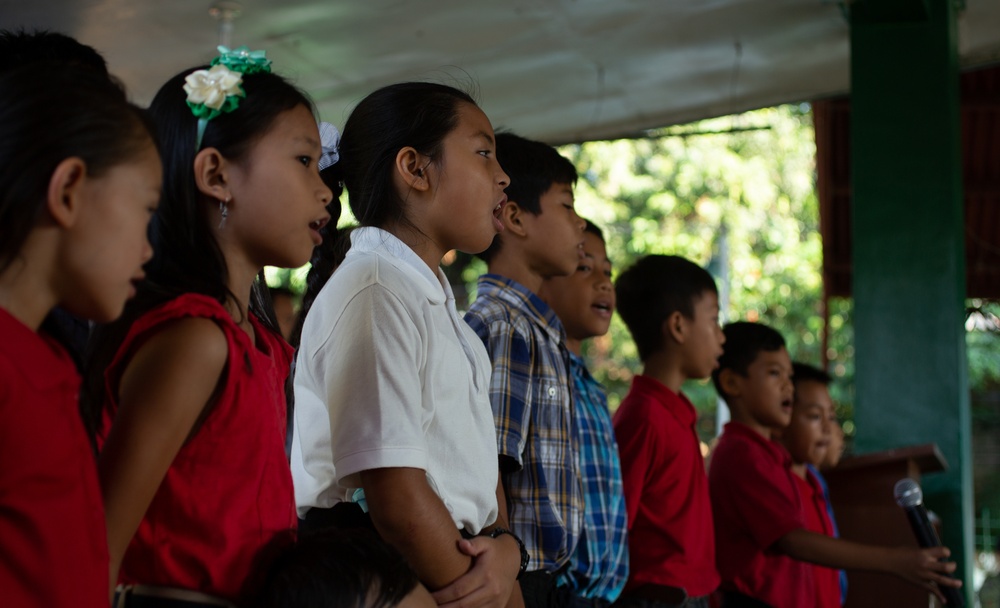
[488,527,530,579]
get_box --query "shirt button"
[548,387,557,397]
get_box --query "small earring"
[218,195,230,229]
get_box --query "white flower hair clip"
[318,122,341,171]
[184,46,272,150]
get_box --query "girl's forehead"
[452,102,493,136]
[257,105,321,146]
[268,103,313,129]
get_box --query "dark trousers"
[720,591,772,608]
[519,572,614,608]
[299,501,376,533]
[615,591,710,608]
[520,571,564,608]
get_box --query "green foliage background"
[557,104,846,419]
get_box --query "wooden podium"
[823,443,948,608]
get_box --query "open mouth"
[309,215,331,244]
[128,274,144,297]
[592,301,613,316]
[492,197,507,231]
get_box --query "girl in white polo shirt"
[291,83,527,608]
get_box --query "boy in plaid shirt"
[539,219,628,605]
[465,132,586,608]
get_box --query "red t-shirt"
[796,470,842,608]
[100,294,296,603]
[613,375,719,597]
[0,307,109,608]
[709,421,814,608]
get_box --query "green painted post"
[850,0,973,598]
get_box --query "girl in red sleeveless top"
[85,48,333,606]
[0,66,160,607]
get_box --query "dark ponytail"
[339,82,476,229]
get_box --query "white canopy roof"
[5,0,1000,143]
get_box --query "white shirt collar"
[349,226,450,304]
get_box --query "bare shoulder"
[130,317,227,374]
[117,316,230,419]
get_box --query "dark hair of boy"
[583,218,604,241]
[615,255,718,362]
[479,132,578,262]
[711,321,787,401]
[792,362,831,387]
[256,528,422,608]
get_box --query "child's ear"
[193,147,231,202]
[46,157,88,228]
[662,311,686,344]
[718,368,741,398]
[501,200,528,237]
[394,147,431,192]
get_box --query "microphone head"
[894,478,924,508]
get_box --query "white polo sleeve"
[321,282,430,488]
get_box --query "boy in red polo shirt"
[709,322,963,608]
[613,255,725,608]
[779,362,841,608]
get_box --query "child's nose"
[141,236,154,264]
[318,181,333,205]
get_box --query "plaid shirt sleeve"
[465,311,533,467]
[465,288,583,571]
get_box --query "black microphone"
[893,478,964,607]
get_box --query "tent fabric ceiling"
[3,0,1000,143]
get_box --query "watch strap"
[487,526,530,578]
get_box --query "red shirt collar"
[722,420,793,467]
[0,307,78,390]
[630,374,697,427]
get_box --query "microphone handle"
[903,504,965,607]
[903,504,941,548]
